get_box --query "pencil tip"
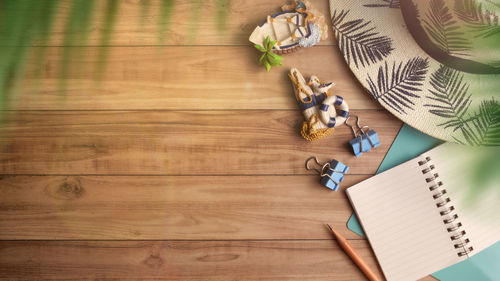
[326,224,339,237]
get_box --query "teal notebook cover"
[346,124,500,281]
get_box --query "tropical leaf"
[140,0,151,25]
[186,0,202,42]
[363,0,400,8]
[95,0,120,80]
[0,0,230,115]
[254,36,283,72]
[0,1,37,109]
[467,99,500,145]
[425,65,471,122]
[366,57,429,114]
[454,0,500,38]
[32,0,59,78]
[264,61,271,72]
[0,0,61,109]
[423,65,486,144]
[159,0,175,42]
[60,0,97,87]
[331,9,393,68]
[486,0,500,9]
[425,65,474,133]
[254,44,266,52]
[216,0,230,32]
[422,0,471,55]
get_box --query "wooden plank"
[0,240,437,281]
[0,175,371,240]
[0,240,387,280]
[0,110,401,175]
[13,46,376,110]
[10,0,336,47]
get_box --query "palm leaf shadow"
[422,0,471,55]
[425,65,471,125]
[366,57,429,114]
[331,9,393,68]
[423,65,486,145]
[363,0,400,8]
[467,99,500,145]
[455,0,500,38]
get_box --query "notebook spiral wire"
[418,156,474,257]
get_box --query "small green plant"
[254,36,284,71]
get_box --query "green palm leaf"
[468,99,500,145]
[254,36,283,72]
[0,0,53,109]
[159,0,175,42]
[422,0,471,55]
[60,0,97,87]
[95,0,120,80]
[32,0,59,77]
[455,0,500,38]
[0,0,230,114]
[423,65,490,145]
[216,0,229,32]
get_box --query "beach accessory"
[305,156,349,191]
[345,115,380,157]
[328,0,500,145]
[250,0,328,70]
[289,68,350,141]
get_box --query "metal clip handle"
[305,156,325,174]
[345,115,361,137]
[305,156,345,176]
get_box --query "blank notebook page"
[426,145,500,255]
[346,157,464,281]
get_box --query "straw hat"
[328,0,500,145]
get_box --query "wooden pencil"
[327,224,383,281]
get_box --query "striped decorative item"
[249,1,329,55]
[288,68,350,141]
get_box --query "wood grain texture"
[13,0,335,47]
[13,46,377,110]
[0,240,383,280]
[0,110,401,175]
[0,0,439,279]
[0,175,372,240]
[0,240,437,281]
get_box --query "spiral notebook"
[346,143,500,281]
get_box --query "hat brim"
[329,0,500,145]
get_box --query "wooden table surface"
[0,1,436,280]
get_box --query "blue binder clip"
[305,156,349,191]
[360,126,380,149]
[346,115,380,157]
[348,135,363,157]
